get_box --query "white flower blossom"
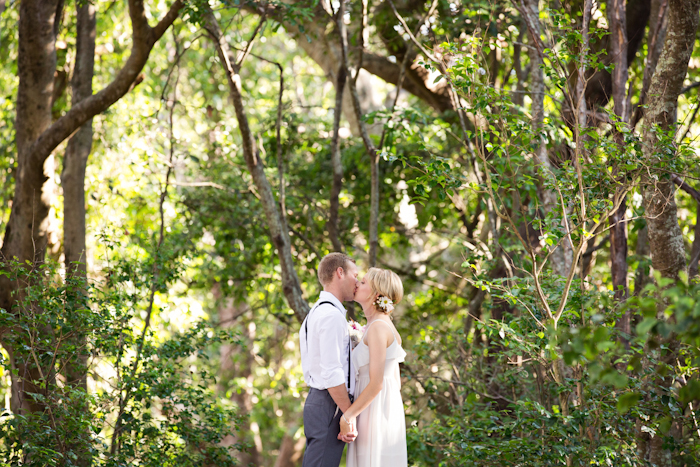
[477,67,486,76]
[375,295,395,312]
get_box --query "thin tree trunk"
[632,0,669,127]
[332,0,380,266]
[573,0,593,247]
[522,0,571,278]
[327,63,346,253]
[608,0,631,338]
[60,4,96,463]
[62,0,96,384]
[201,10,309,323]
[273,422,305,467]
[62,0,96,279]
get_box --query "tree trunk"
[522,0,571,278]
[3,0,59,270]
[632,0,669,127]
[641,0,699,282]
[585,0,651,111]
[202,10,309,323]
[0,0,61,421]
[62,0,95,280]
[62,0,96,381]
[60,3,96,464]
[327,63,346,253]
[608,0,631,338]
[638,2,700,464]
[273,422,305,467]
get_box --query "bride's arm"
[341,325,389,425]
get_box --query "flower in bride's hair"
[375,295,394,313]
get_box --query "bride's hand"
[338,414,357,443]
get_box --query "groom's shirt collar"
[319,291,346,315]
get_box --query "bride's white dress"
[346,320,408,467]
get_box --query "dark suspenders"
[304,301,351,390]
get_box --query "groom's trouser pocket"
[304,389,337,433]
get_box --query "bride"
[340,267,407,466]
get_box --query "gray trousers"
[302,388,347,467]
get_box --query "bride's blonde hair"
[364,268,403,313]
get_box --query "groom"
[300,252,359,467]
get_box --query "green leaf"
[636,317,657,336]
[617,392,641,414]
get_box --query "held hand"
[338,414,357,443]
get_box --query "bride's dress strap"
[364,319,399,346]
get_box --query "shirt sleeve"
[317,309,347,389]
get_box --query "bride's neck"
[362,305,382,323]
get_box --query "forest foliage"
[1,0,700,466]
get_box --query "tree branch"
[671,174,700,203]
[26,0,183,169]
[202,8,309,322]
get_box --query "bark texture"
[202,10,310,323]
[641,0,699,281]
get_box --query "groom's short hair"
[318,253,355,286]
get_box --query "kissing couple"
[300,252,408,467]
